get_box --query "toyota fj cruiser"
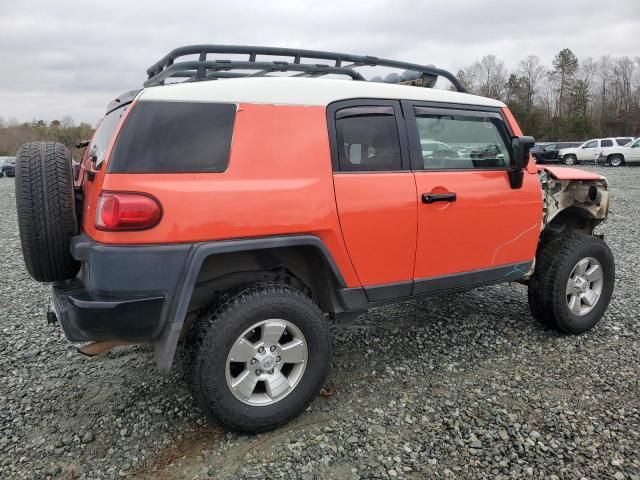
[15,46,614,432]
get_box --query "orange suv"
[15,46,614,432]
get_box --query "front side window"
[414,110,510,170]
[583,140,598,148]
[616,138,632,146]
[335,107,402,172]
[601,139,614,147]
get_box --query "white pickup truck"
[594,137,640,166]
[558,137,634,165]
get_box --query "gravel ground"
[0,166,639,480]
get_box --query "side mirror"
[508,136,535,189]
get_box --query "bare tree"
[518,55,546,115]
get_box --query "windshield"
[90,105,128,167]
[630,139,640,148]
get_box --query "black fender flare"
[155,235,347,372]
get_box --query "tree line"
[0,116,93,157]
[2,48,638,153]
[456,49,640,141]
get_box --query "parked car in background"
[0,157,16,177]
[558,138,635,165]
[595,137,640,166]
[532,142,582,164]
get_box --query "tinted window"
[616,138,632,146]
[414,111,510,170]
[109,101,236,173]
[584,140,598,148]
[335,110,401,171]
[601,139,613,147]
[92,105,128,167]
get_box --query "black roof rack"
[144,45,466,92]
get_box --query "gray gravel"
[1,165,639,480]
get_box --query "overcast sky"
[1,0,638,125]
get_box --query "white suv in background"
[595,137,640,167]
[558,137,634,165]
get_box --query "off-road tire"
[528,234,614,334]
[608,154,624,167]
[184,282,332,432]
[15,142,79,282]
[562,154,578,166]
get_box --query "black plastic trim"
[336,261,533,311]
[169,235,348,330]
[364,281,412,302]
[51,281,164,342]
[412,261,533,296]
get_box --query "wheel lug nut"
[250,358,257,365]
[268,369,274,374]
[258,347,265,354]
[270,345,276,352]
[255,369,262,375]
[276,356,281,363]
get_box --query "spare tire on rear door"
[15,142,80,282]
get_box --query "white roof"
[139,77,505,109]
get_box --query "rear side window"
[335,107,402,171]
[109,101,236,173]
[601,139,613,147]
[413,109,510,170]
[91,105,128,167]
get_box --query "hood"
[537,165,604,181]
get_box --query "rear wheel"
[184,282,331,432]
[15,142,79,282]
[562,154,578,166]
[608,154,624,167]
[528,234,614,334]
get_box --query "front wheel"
[562,154,578,166]
[184,282,332,432]
[528,234,614,334]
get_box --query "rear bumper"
[51,280,165,342]
[52,236,193,343]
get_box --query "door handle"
[422,192,457,204]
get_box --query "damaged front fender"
[538,168,610,235]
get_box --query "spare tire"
[15,142,80,282]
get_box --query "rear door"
[628,139,640,162]
[329,100,417,300]
[403,102,541,292]
[600,138,615,156]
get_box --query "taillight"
[95,192,162,231]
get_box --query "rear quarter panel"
[83,103,360,287]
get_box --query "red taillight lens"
[95,192,162,230]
